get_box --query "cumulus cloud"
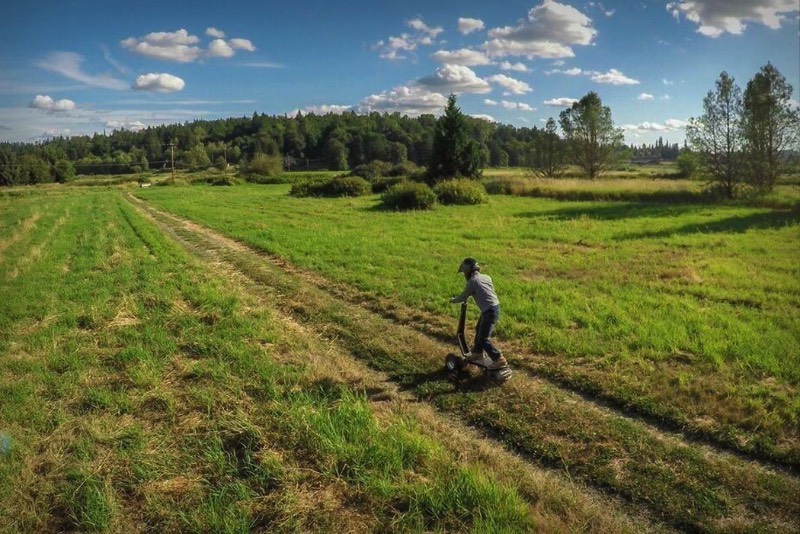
[105,120,146,132]
[377,18,443,60]
[544,97,578,106]
[590,68,639,85]
[418,64,492,94]
[546,67,584,75]
[121,28,254,62]
[208,39,235,58]
[637,93,654,101]
[622,118,688,131]
[501,100,535,111]
[290,104,352,115]
[29,95,76,113]
[132,73,185,93]
[458,17,485,34]
[471,114,495,122]
[121,29,202,62]
[486,74,532,95]
[484,99,498,105]
[36,52,128,90]
[359,85,448,115]
[667,0,799,37]
[484,0,597,59]
[431,49,493,66]
[499,61,530,72]
[229,38,256,51]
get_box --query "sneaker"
[486,356,508,370]
[465,352,491,366]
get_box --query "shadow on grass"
[398,368,497,398]
[615,208,799,240]
[517,202,706,222]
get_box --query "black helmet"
[457,257,478,273]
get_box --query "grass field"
[135,181,800,468]
[2,177,799,532]
[1,189,648,532]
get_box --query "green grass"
[136,182,800,466]
[1,189,613,532]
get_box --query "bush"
[385,160,420,177]
[211,176,236,186]
[381,181,437,210]
[434,179,488,205]
[243,153,283,178]
[291,176,370,198]
[370,176,405,194]
[484,177,529,195]
[351,160,393,181]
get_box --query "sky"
[0,0,798,145]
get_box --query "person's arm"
[450,279,474,303]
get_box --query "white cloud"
[290,104,352,115]
[623,118,688,131]
[590,68,639,85]
[230,38,256,51]
[408,18,444,37]
[637,93,654,101]
[547,67,584,75]
[486,74,532,95]
[544,97,578,106]
[501,100,535,111]
[485,1,597,59]
[499,61,530,72]
[377,18,443,60]
[29,95,76,113]
[132,73,186,93]
[206,27,225,38]
[105,120,146,132]
[36,52,128,90]
[239,61,284,68]
[661,94,673,101]
[667,0,799,37]
[359,85,448,115]
[208,39,235,58]
[458,17,485,34]
[470,114,495,122]
[418,64,492,94]
[484,98,498,105]
[431,49,493,66]
[663,78,675,85]
[121,29,202,63]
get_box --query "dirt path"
[127,194,800,533]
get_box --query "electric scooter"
[444,302,512,384]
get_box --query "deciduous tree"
[559,92,623,179]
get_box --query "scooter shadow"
[398,368,499,397]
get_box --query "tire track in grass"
[128,194,800,533]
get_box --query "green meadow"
[136,179,800,466]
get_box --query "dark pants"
[473,305,502,361]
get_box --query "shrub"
[211,176,236,186]
[351,160,393,181]
[381,181,437,210]
[291,176,370,198]
[484,177,529,195]
[385,160,420,177]
[370,176,405,194]
[434,179,488,205]
[243,153,283,178]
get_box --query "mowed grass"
[0,189,624,532]
[136,181,800,465]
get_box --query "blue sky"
[1,0,798,145]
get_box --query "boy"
[450,257,507,369]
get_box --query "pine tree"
[428,95,482,182]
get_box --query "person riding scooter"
[450,258,507,370]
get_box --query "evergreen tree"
[428,95,482,182]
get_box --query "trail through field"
[128,194,800,533]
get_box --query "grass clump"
[434,178,488,205]
[381,181,437,210]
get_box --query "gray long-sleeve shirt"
[451,272,500,312]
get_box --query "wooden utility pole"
[223,146,228,178]
[168,141,176,179]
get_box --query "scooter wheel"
[444,353,464,372]
[490,367,512,384]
